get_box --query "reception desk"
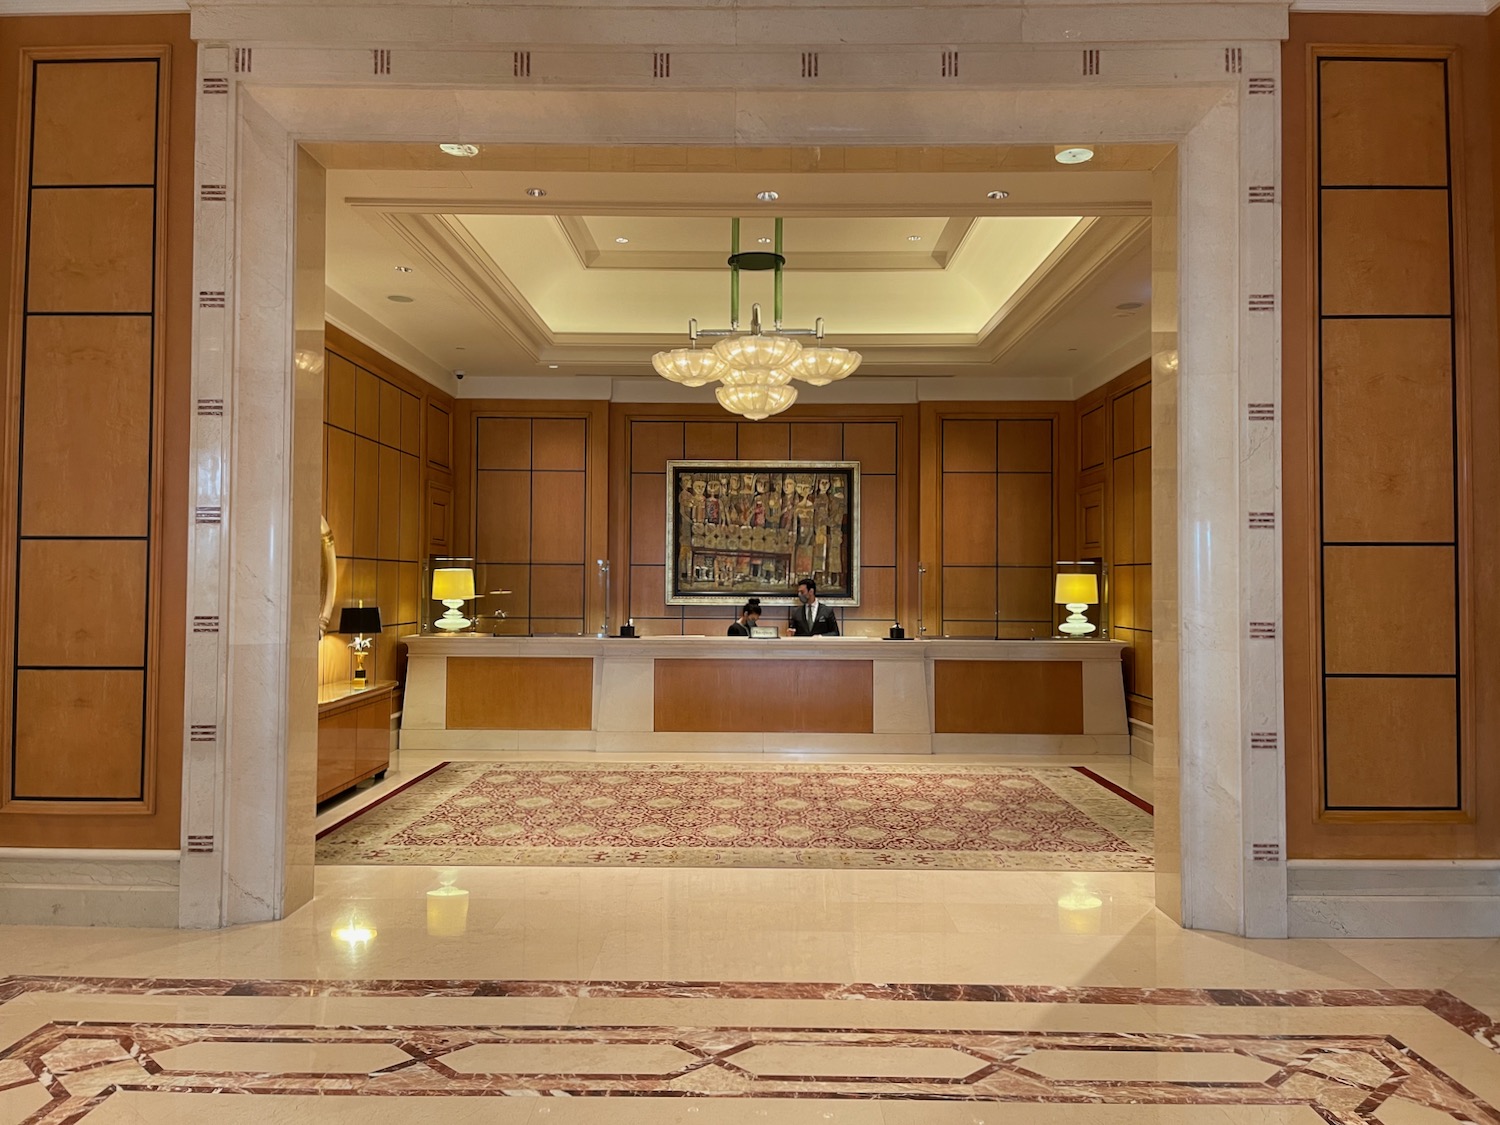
[400,636,1127,756]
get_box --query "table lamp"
[432,567,476,632]
[1054,573,1099,638]
[337,603,383,685]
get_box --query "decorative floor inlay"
[314,761,1154,870]
[1,977,1498,1123]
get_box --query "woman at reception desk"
[400,629,1127,757]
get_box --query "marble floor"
[5,753,1499,1124]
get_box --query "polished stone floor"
[4,754,1499,1124]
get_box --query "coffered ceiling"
[319,144,1162,396]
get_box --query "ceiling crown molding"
[6,0,185,10]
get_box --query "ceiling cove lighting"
[651,218,861,420]
[1054,145,1095,164]
[438,143,479,157]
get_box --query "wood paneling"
[843,422,898,474]
[630,475,667,564]
[996,473,1053,565]
[317,684,393,803]
[790,422,844,460]
[475,471,531,561]
[653,658,873,732]
[1283,28,1490,858]
[631,422,684,471]
[17,539,147,667]
[446,657,594,729]
[942,420,996,472]
[531,563,586,619]
[533,418,588,470]
[13,670,145,798]
[1323,545,1456,675]
[477,417,530,470]
[1079,406,1106,471]
[997,420,1052,472]
[1321,319,1454,542]
[1078,483,1104,555]
[1320,189,1452,316]
[26,187,154,312]
[997,566,1052,622]
[1319,58,1449,187]
[735,421,790,460]
[860,474,896,567]
[941,473,997,565]
[1324,678,1459,808]
[941,566,996,623]
[20,316,151,537]
[683,421,737,459]
[426,402,452,470]
[933,660,1084,734]
[322,329,457,688]
[1,32,192,844]
[531,471,587,562]
[31,60,158,185]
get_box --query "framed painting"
[665,460,860,606]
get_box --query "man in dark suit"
[788,578,840,636]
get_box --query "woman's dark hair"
[741,598,762,617]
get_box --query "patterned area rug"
[317,761,1153,870]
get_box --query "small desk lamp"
[1054,573,1099,638]
[338,603,383,685]
[432,567,476,632]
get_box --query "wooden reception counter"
[400,636,1128,755]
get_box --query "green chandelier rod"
[689,217,826,340]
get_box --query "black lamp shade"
[338,606,383,635]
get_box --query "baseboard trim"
[1287,860,1500,938]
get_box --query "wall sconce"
[432,567,476,632]
[337,603,383,686]
[1054,572,1099,638]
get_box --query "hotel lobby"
[2,0,1499,1119]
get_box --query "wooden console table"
[317,680,396,802]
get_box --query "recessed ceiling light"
[1116,301,1143,311]
[756,190,779,202]
[615,237,630,244]
[1054,145,1095,165]
[386,295,414,303]
[548,364,559,369]
[757,237,772,244]
[394,265,413,273]
[438,143,479,158]
[986,189,1010,200]
[907,235,923,242]
[525,187,547,197]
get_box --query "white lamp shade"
[719,365,796,388]
[432,567,475,600]
[712,333,803,371]
[715,381,798,421]
[789,346,862,386]
[651,348,728,387]
[1054,573,1098,605]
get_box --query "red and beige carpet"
[316,761,1153,870]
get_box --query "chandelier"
[651,218,862,420]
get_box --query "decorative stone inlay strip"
[0,980,1496,1121]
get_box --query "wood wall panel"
[17,540,147,667]
[842,422,898,473]
[790,421,843,460]
[13,670,145,799]
[996,473,1053,566]
[1320,319,1454,542]
[860,474,897,567]
[31,60,158,184]
[1323,545,1456,675]
[321,327,455,688]
[20,316,151,537]
[735,421,791,460]
[653,658,873,733]
[933,660,1083,734]
[458,403,605,636]
[941,420,996,472]
[1071,362,1151,705]
[1320,189,1452,316]
[631,422,683,471]
[26,187,154,313]
[630,474,667,564]
[1283,24,1495,858]
[446,656,594,729]
[684,421,737,460]
[1,25,193,846]
[1324,678,1459,809]
[941,473,997,565]
[1319,58,1448,186]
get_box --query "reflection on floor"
[4,754,1498,1123]
[316,761,1154,870]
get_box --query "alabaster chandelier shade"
[651,348,727,387]
[650,217,861,418]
